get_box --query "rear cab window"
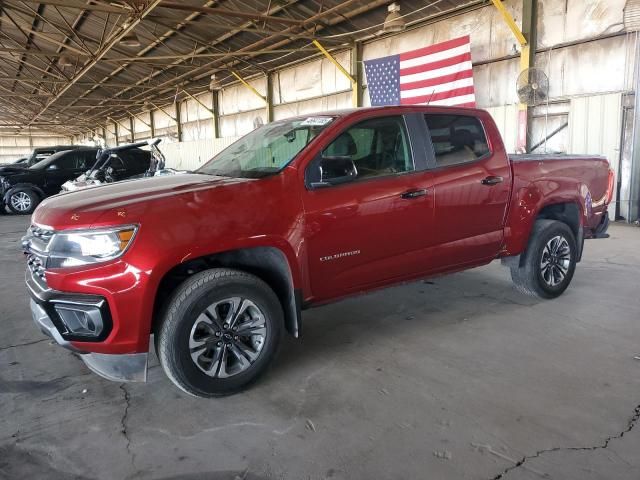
[425,114,490,168]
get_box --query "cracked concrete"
[1,214,639,480]
[492,405,640,479]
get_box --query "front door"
[43,151,89,195]
[424,112,512,267]
[302,115,436,301]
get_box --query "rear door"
[302,114,437,301]
[424,112,511,266]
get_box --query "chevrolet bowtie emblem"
[71,214,80,221]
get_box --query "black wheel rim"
[540,235,571,287]
[188,297,267,378]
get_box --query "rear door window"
[424,115,490,167]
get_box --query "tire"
[156,268,284,397]
[7,189,39,215]
[510,220,577,299]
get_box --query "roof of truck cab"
[287,105,486,119]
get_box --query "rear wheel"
[156,268,283,397]
[510,220,577,299]
[8,189,39,215]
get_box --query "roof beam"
[75,0,368,117]
[16,0,132,14]
[27,0,163,126]
[159,2,304,26]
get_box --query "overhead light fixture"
[58,55,74,68]
[120,31,141,48]
[383,3,405,33]
[209,73,222,91]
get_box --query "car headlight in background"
[47,225,138,268]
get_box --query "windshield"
[197,116,335,178]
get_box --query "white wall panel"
[538,0,627,48]
[220,77,267,115]
[220,109,266,137]
[0,134,70,162]
[273,51,351,105]
[569,93,623,219]
[159,137,240,171]
[485,104,519,153]
[536,36,633,99]
[273,91,352,121]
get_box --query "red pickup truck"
[23,106,613,397]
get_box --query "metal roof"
[0,0,487,135]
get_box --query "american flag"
[364,35,475,108]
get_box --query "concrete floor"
[1,213,639,480]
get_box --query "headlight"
[47,225,138,268]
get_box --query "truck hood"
[33,173,253,229]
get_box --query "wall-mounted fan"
[516,67,549,106]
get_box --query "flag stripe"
[398,36,471,62]
[401,77,474,100]
[399,44,471,70]
[400,53,472,78]
[400,69,474,92]
[401,87,476,105]
[421,93,477,107]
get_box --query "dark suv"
[1,147,150,214]
[0,145,82,170]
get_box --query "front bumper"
[27,270,148,382]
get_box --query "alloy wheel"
[188,297,267,378]
[10,192,32,212]
[540,235,571,287]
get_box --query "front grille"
[23,225,55,290]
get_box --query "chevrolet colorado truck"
[22,106,613,397]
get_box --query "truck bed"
[510,154,607,162]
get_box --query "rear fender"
[503,182,588,261]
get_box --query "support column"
[351,42,363,108]
[114,121,119,146]
[129,116,135,142]
[520,0,537,153]
[630,56,640,222]
[491,0,536,153]
[266,72,274,123]
[175,101,183,142]
[213,90,220,139]
[149,110,155,138]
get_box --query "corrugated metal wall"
[159,136,240,171]
[569,93,623,220]
[0,135,71,163]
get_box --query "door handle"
[401,189,428,199]
[481,176,504,186]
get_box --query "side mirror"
[311,156,358,188]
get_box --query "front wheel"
[510,220,577,299]
[156,268,283,397]
[8,189,39,215]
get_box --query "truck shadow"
[269,266,544,380]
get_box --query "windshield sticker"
[300,117,333,127]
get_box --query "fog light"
[54,304,104,337]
